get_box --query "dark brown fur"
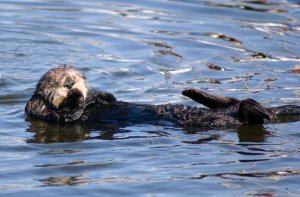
[25,66,300,129]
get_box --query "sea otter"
[25,65,300,128]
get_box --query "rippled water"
[1,0,300,196]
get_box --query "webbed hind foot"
[238,99,274,124]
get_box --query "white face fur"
[37,66,88,109]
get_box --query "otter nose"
[64,77,75,89]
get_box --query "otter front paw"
[61,88,85,109]
[96,92,116,105]
[69,88,84,98]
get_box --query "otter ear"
[237,99,274,124]
[182,88,240,109]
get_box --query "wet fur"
[35,65,87,109]
[25,65,300,128]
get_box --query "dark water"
[1,0,300,196]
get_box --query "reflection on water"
[1,0,300,196]
[26,119,91,143]
[193,168,300,181]
[205,1,287,13]
[236,125,270,142]
[26,117,275,144]
[39,175,87,187]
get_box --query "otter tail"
[182,88,240,109]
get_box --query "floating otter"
[25,65,300,129]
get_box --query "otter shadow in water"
[182,124,270,144]
[235,125,270,143]
[26,118,133,143]
[26,118,90,143]
[26,116,271,144]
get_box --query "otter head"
[36,65,88,109]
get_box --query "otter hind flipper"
[238,99,274,124]
[182,88,240,109]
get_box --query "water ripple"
[1,0,300,196]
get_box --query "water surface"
[1,0,300,196]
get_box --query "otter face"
[36,65,88,109]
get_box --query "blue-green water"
[1,0,300,196]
